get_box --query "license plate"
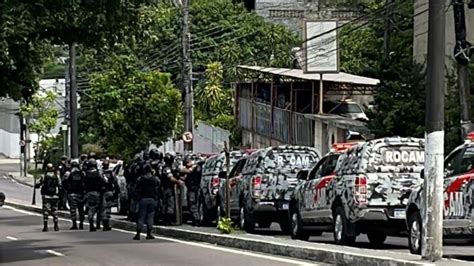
[282,203,289,210]
[394,209,405,219]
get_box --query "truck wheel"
[333,206,356,245]
[199,198,211,226]
[367,232,387,246]
[291,209,309,241]
[408,211,422,255]
[279,218,292,234]
[257,219,272,228]
[239,206,255,233]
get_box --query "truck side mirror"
[420,169,424,179]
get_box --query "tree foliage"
[80,54,181,159]
[0,0,155,101]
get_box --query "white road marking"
[10,179,17,183]
[4,206,317,265]
[45,250,65,257]
[6,236,18,240]
[3,176,7,179]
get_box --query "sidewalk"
[6,172,35,187]
[5,200,471,266]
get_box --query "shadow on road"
[0,240,71,264]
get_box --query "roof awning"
[238,65,379,86]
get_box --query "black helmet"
[88,152,97,159]
[149,148,163,161]
[80,154,87,160]
[164,152,175,166]
[143,163,153,174]
[134,154,141,163]
[61,155,68,161]
[88,158,98,169]
[142,150,150,161]
[71,161,80,168]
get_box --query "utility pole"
[422,0,445,262]
[383,0,393,58]
[69,43,79,158]
[64,56,70,158]
[182,0,194,153]
[453,0,473,137]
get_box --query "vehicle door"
[443,145,474,226]
[313,154,340,221]
[300,157,326,220]
[228,158,247,211]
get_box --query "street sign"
[19,140,26,147]
[182,132,193,143]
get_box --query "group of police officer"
[36,148,203,240]
[125,149,203,235]
[36,153,120,232]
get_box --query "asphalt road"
[1,162,474,262]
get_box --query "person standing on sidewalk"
[100,159,120,231]
[63,160,86,230]
[161,153,183,225]
[133,164,160,240]
[83,159,104,232]
[35,163,61,232]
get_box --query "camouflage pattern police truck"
[290,137,424,245]
[198,151,249,225]
[406,135,474,254]
[329,137,425,245]
[231,146,320,233]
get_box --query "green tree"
[20,91,60,166]
[80,54,181,159]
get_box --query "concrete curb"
[5,173,34,187]
[4,200,466,266]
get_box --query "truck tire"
[408,211,422,255]
[333,206,356,246]
[199,198,211,226]
[290,209,310,241]
[239,206,255,233]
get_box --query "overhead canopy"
[238,65,379,86]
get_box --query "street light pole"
[69,42,79,158]
[422,0,445,261]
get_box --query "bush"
[217,217,234,234]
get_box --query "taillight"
[251,176,262,198]
[446,175,471,193]
[354,175,367,205]
[211,176,220,187]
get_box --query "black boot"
[89,219,96,232]
[70,220,78,230]
[133,229,141,240]
[54,221,59,231]
[79,220,84,230]
[102,220,111,231]
[146,229,155,240]
[42,221,48,232]
[96,219,101,230]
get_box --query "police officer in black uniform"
[149,149,164,223]
[100,159,120,231]
[80,154,88,171]
[181,157,204,226]
[127,154,142,221]
[63,160,85,230]
[133,164,160,240]
[83,159,104,232]
[36,164,61,232]
[162,153,183,225]
[57,155,69,210]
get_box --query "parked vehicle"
[327,137,425,246]
[290,142,360,241]
[198,150,250,225]
[228,145,320,233]
[112,161,129,215]
[406,135,474,254]
[323,100,368,121]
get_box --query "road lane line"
[46,250,65,257]
[4,206,318,265]
[6,236,18,240]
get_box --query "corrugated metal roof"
[238,65,380,86]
